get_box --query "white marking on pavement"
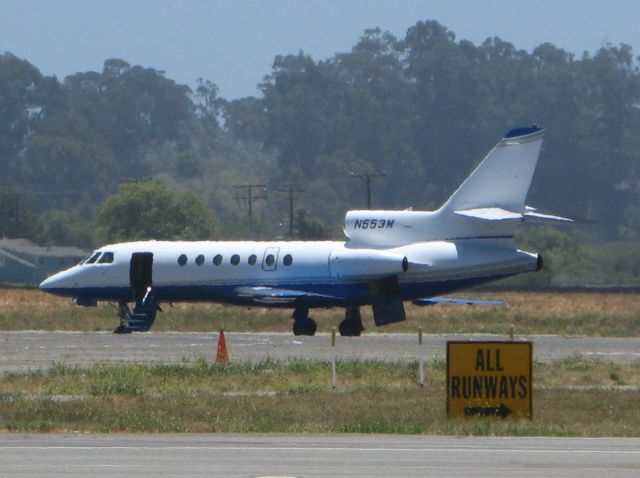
[0,445,638,455]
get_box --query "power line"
[232,183,267,220]
[350,171,386,209]
[276,185,304,238]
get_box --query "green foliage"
[295,208,328,239]
[95,182,215,242]
[512,227,640,286]
[34,210,94,248]
[0,190,38,238]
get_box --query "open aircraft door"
[130,252,153,302]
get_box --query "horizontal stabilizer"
[453,206,578,224]
[523,206,575,224]
[413,297,505,306]
[454,207,523,222]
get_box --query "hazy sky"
[2,0,638,99]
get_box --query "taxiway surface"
[0,433,638,477]
[1,331,639,372]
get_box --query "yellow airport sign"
[447,341,532,419]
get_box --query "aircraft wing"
[235,286,342,305]
[412,297,505,306]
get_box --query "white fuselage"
[40,238,539,307]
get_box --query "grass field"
[0,359,638,435]
[1,288,639,336]
[2,288,638,437]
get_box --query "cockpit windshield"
[78,253,93,265]
[79,251,114,265]
[83,252,101,264]
[98,252,114,264]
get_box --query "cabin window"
[213,254,223,266]
[231,254,240,265]
[98,252,114,264]
[283,254,293,266]
[265,254,275,267]
[177,254,188,266]
[85,252,101,264]
[195,254,205,266]
[248,254,257,265]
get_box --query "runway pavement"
[1,331,639,372]
[0,433,638,477]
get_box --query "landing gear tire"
[293,319,317,336]
[114,325,132,334]
[339,307,364,336]
[292,307,317,336]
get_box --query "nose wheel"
[292,307,317,336]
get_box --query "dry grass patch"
[2,289,639,336]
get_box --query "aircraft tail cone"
[215,329,229,364]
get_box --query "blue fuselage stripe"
[46,274,512,308]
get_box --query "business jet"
[40,125,571,335]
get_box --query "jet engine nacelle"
[329,249,408,278]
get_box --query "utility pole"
[350,171,386,209]
[232,184,267,220]
[277,185,304,238]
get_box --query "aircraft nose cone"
[39,269,75,295]
[39,274,60,292]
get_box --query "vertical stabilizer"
[440,126,545,214]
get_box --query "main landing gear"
[339,307,364,337]
[291,306,364,337]
[292,308,317,336]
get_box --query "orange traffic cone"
[215,329,229,364]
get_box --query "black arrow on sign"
[464,404,512,419]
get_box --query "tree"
[0,190,37,238]
[295,209,329,239]
[95,182,215,242]
[35,210,94,248]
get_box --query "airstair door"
[130,252,153,302]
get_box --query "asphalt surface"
[0,434,638,477]
[1,331,639,372]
